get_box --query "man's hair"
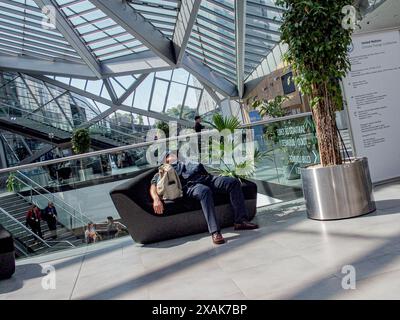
[194,115,201,121]
[107,216,113,220]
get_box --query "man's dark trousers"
[185,176,248,234]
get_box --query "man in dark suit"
[149,152,258,245]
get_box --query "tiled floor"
[1,181,400,300]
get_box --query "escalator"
[0,113,145,150]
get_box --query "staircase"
[0,193,83,256]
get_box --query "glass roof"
[0,0,387,97]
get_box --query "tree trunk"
[311,82,342,167]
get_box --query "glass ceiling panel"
[0,0,82,62]
[0,0,293,94]
[244,0,283,77]
[56,0,149,61]
[128,0,179,39]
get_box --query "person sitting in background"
[106,216,128,239]
[26,205,43,241]
[114,223,129,238]
[85,223,101,244]
[43,202,58,239]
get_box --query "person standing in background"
[44,202,58,239]
[26,205,43,241]
[194,116,204,156]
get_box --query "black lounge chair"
[0,224,15,280]
[110,168,258,244]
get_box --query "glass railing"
[0,112,317,197]
[0,112,319,259]
[242,113,318,188]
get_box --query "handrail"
[0,129,218,173]
[0,207,76,249]
[240,112,313,128]
[15,171,90,223]
[13,175,88,226]
[0,112,314,174]
[0,207,51,248]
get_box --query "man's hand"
[153,198,164,215]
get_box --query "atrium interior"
[1,0,400,300]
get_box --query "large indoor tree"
[276,0,355,166]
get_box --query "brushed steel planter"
[301,157,376,220]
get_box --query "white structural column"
[173,0,202,65]
[33,0,102,78]
[89,0,176,66]
[90,0,238,97]
[235,0,246,98]
[182,55,238,98]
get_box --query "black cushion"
[0,224,14,254]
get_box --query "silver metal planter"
[301,157,376,220]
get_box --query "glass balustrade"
[0,113,319,259]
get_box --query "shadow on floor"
[0,263,43,294]
[142,231,242,249]
[362,199,400,216]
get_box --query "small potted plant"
[6,173,22,193]
[71,128,91,181]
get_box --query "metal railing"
[0,207,75,249]
[241,112,312,128]
[13,174,89,230]
[16,171,90,222]
[0,112,314,175]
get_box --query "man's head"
[164,150,178,164]
[195,115,201,123]
[107,216,114,222]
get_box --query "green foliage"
[275,0,355,103]
[166,105,197,120]
[6,173,21,192]
[252,95,289,144]
[72,128,91,154]
[208,113,242,133]
[155,121,169,138]
[252,96,289,118]
[275,0,358,166]
[207,114,269,179]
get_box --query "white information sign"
[343,29,400,183]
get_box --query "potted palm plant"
[206,114,267,180]
[276,0,375,220]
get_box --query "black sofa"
[0,224,15,280]
[110,168,258,244]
